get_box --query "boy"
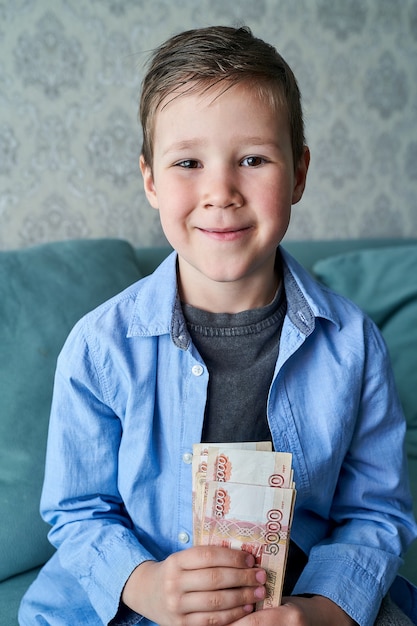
[20,26,417,626]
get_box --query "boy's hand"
[121,545,267,626]
[232,594,357,625]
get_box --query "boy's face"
[140,81,309,311]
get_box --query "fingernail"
[243,604,254,613]
[245,554,255,567]
[256,570,267,584]
[255,586,266,599]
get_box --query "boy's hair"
[139,26,305,170]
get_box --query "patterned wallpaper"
[1,0,417,250]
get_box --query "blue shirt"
[19,249,417,626]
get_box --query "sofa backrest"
[0,239,143,582]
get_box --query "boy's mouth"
[198,226,252,240]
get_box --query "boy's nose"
[202,170,243,209]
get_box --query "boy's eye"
[175,159,201,169]
[241,156,265,167]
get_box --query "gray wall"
[1,0,416,249]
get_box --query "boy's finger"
[180,565,266,592]
[179,585,264,616]
[175,545,256,570]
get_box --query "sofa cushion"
[313,245,417,457]
[0,566,40,625]
[0,239,143,582]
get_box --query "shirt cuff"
[292,544,401,626]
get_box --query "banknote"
[192,442,273,541]
[200,480,296,609]
[205,447,294,489]
[192,442,273,492]
[192,442,296,610]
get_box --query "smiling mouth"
[198,226,252,240]
[200,226,251,234]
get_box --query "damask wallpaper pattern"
[0,0,416,250]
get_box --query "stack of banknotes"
[192,442,296,610]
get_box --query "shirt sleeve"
[40,318,155,625]
[292,318,416,626]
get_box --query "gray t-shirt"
[182,285,286,444]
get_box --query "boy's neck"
[177,262,281,314]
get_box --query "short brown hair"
[139,26,305,169]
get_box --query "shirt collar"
[127,251,179,338]
[127,247,341,344]
[280,247,342,332]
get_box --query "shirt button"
[192,364,204,376]
[182,452,193,464]
[178,531,190,544]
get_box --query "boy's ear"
[292,146,310,205]
[139,155,159,209]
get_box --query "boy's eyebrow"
[162,139,206,155]
[162,136,280,156]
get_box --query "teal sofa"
[1,237,416,624]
